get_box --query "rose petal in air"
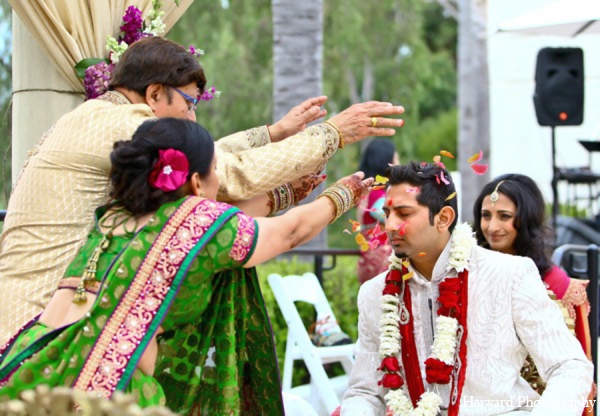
[349,219,361,232]
[467,150,483,163]
[375,175,389,184]
[470,163,488,175]
[398,222,408,236]
[439,172,450,185]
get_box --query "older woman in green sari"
[0,117,373,415]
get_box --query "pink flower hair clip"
[148,149,189,192]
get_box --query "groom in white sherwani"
[341,162,593,416]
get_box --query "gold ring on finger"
[371,117,378,127]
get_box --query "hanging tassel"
[73,235,110,304]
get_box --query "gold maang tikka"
[490,180,505,207]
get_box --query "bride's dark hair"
[473,174,552,276]
[109,118,214,216]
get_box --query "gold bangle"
[325,120,345,149]
[268,183,295,216]
[318,183,354,223]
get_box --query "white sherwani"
[341,241,593,416]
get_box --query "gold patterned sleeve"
[214,126,271,153]
[216,123,340,202]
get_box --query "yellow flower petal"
[375,175,389,184]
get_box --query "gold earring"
[490,180,505,207]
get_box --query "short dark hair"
[109,118,215,216]
[358,139,396,179]
[109,37,207,99]
[386,162,458,233]
[473,173,552,276]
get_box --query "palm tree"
[272,0,327,248]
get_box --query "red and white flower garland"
[378,223,475,416]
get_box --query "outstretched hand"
[336,171,374,206]
[268,96,328,142]
[328,101,405,146]
[290,173,327,204]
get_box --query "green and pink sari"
[0,196,284,415]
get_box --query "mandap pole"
[550,126,559,236]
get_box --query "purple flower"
[84,62,115,100]
[200,86,217,101]
[120,6,143,45]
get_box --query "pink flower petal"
[440,172,450,185]
[470,163,488,175]
[398,221,408,236]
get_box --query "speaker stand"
[551,125,559,237]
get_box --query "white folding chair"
[268,272,355,414]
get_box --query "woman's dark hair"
[472,173,552,276]
[385,162,458,233]
[109,37,206,100]
[358,139,396,179]
[109,118,214,216]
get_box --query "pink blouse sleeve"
[229,211,257,264]
[543,265,570,299]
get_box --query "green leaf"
[74,58,109,79]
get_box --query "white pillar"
[12,14,83,179]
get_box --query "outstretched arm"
[214,96,328,154]
[243,173,373,268]
[229,174,326,218]
[216,101,404,202]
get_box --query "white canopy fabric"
[498,0,600,37]
[9,0,193,92]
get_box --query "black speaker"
[533,47,584,126]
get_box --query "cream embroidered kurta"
[0,91,340,343]
[341,242,593,416]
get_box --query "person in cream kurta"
[341,162,593,416]
[0,37,405,343]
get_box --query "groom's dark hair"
[385,162,458,233]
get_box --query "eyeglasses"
[172,87,198,112]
